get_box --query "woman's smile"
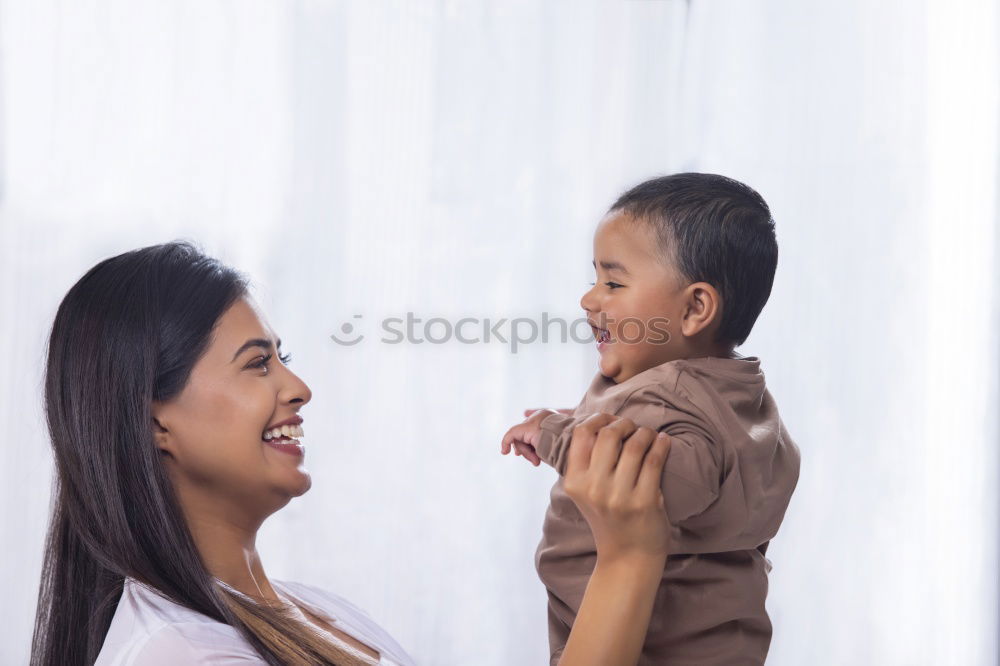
[262,416,306,456]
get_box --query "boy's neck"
[680,339,738,361]
[619,344,740,383]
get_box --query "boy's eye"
[605,282,623,290]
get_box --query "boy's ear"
[679,282,722,338]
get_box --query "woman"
[30,241,673,665]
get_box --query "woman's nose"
[283,370,312,406]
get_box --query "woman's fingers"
[523,408,574,418]
[564,419,674,567]
[589,417,639,475]
[565,413,619,478]
[635,433,672,500]
[611,426,658,492]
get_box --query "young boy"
[501,173,800,665]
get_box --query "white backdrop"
[1,1,997,664]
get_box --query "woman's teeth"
[263,424,304,440]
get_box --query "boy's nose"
[580,284,599,313]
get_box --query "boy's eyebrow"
[231,337,282,362]
[593,259,631,276]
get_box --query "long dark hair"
[31,241,363,665]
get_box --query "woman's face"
[152,297,313,520]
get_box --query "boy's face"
[581,211,690,383]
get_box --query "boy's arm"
[534,387,722,527]
[534,410,579,468]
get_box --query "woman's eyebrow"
[231,337,282,362]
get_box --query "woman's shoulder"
[272,579,416,666]
[272,578,373,622]
[97,577,416,666]
[95,578,264,665]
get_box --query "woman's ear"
[151,403,175,457]
[679,282,722,338]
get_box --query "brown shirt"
[534,355,800,665]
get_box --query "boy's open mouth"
[591,326,611,344]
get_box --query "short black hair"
[608,172,778,347]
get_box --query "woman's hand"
[558,413,673,666]
[563,413,672,561]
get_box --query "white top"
[94,577,417,665]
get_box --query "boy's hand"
[501,408,565,467]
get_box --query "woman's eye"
[249,354,273,370]
[249,352,292,373]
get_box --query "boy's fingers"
[501,424,524,454]
[635,433,672,499]
[512,442,541,466]
[565,413,618,476]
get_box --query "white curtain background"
[1,1,997,664]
